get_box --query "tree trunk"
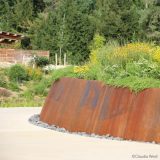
[59,47,62,65]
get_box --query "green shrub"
[8,64,28,82]
[34,56,49,67]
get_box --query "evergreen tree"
[11,0,34,33]
[0,0,14,31]
[30,12,58,52]
[92,0,141,43]
[1,0,159,63]
[31,0,95,64]
[32,0,45,16]
[142,2,160,43]
[60,0,95,64]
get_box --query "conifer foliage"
[0,0,159,64]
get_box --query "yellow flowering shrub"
[89,34,106,65]
[89,42,156,66]
[73,42,160,92]
[26,67,43,80]
[74,65,89,74]
[153,47,160,62]
[113,42,154,59]
[90,50,99,64]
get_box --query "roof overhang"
[0,31,24,44]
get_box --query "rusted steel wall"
[40,78,160,143]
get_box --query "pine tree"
[142,1,160,43]
[32,0,45,16]
[11,0,34,33]
[31,0,95,64]
[0,0,14,31]
[92,0,141,43]
[61,0,95,64]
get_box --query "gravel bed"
[29,114,159,145]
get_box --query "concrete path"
[0,107,159,160]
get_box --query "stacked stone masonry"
[0,48,49,64]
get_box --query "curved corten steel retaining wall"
[40,77,160,143]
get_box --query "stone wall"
[0,48,49,65]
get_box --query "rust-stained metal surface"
[40,77,160,143]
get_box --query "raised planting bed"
[40,77,160,143]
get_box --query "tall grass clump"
[51,66,77,81]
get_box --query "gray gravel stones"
[28,114,116,140]
[28,114,159,145]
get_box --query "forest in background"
[0,0,160,64]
